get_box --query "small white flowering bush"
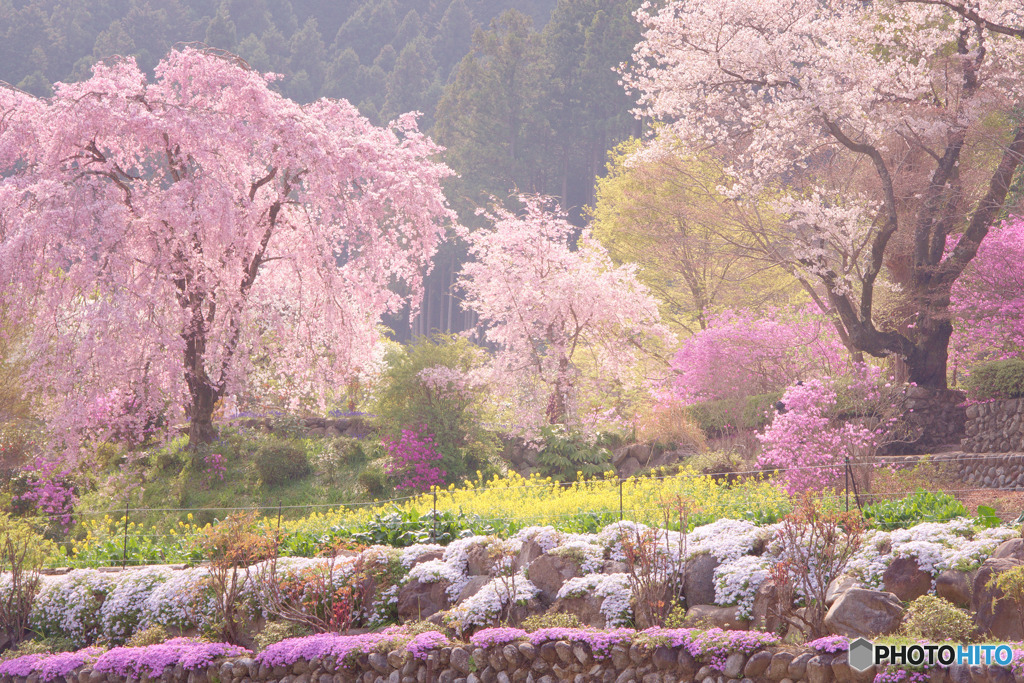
[557,573,632,627]
[31,570,116,647]
[714,555,772,618]
[445,572,539,634]
[140,567,217,633]
[100,568,171,645]
[549,540,604,573]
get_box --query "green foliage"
[520,612,582,631]
[254,621,312,651]
[373,334,499,483]
[976,505,1002,528]
[0,514,51,643]
[964,359,1024,400]
[536,425,612,481]
[254,436,313,488]
[863,490,968,530]
[125,625,170,647]
[357,466,390,498]
[341,507,499,547]
[0,636,75,659]
[685,392,782,436]
[661,601,688,629]
[902,596,975,642]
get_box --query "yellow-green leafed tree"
[591,136,802,335]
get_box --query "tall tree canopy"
[626,0,1024,388]
[0,49,453,450]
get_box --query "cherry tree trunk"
[188,383,219,446]
[906,319,954,390]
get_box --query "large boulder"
[992,539,1024,562]
[527,554,581,604]
[466,544,493,575]
[883,556,932,602]
[824,588,904,638]
[971,557,1024,640]
[456,575,491,603]
[684,553,720,607]
[750,578,784,633]
[935,569,974,608]
[397,579,450,622]
[551,595,606,628]
[685,604,750,630]
[826,575,859,607]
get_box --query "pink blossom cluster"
[417,366,483,401]
[0,654,47,678]
[873,668,931,683]
[15,457,77,529]
[202,452,226,488]
[805,635,849,653]
[757,365,903,493]
[256,632,392,667]
[405,631,449,660]
[951,217,1024,371]
[663,307,850,405]
[685,628,779,671]
[458,197,672,439]
[92,639,249,679]
[384,428,446,493]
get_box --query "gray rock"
[526,554,581,604]
[723,653,747,679]
[882,556,932,602]
[684,553,721,607]
[936,570,974,608]
[824,588,904,638]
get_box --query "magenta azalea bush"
[757,365,907,493]
[951,217,1024,372]
[13,457,77,529]
[384,428,446,493]
[662,307,849,405]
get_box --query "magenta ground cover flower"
[93,638,249,678]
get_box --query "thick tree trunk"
[906,319,953,389]
[188,381,219,446]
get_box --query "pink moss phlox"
[256,633,389,668]
[526,628,637,657]
[641,628,697,648]
[406,632,450,660]
[1011,649,1024,680]
[93,638,249,678]
[33,647,105,681]
[687,629,779,671]
[469,628,528,648]
[806,635,849,653]
[0,654,48,678]
[874,668,931,683]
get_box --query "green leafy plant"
[520,612,582,631]
[125,625,170,647]
[964,359,1024,401]
[254,435,312,487]
[987,564,1024,638]
[685,392,782,436]
[0,514,53,645]
[536,425,612,481]
[901,595,975,642]
[372,334,500,483]
[975,505,1001,528]
[862,490,968,530]
[357,465,390,498]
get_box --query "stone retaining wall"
[962,399,1024,453]
[6,644,1020,683]
[901,387,967,452]
[932,452,1024,490]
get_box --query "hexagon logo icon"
[848,638,874,672]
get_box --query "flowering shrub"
[256,632,395,667]
[100,568,171,645]
[30,570,116,647]
[93,638,250,678]
[757,365,910,493]
[714,556,772,619]
[29,648,103,682]
[140,566,217,632]
[384,428,446,493]
[445,571,539,634]
[950,218,1024,371]
[557,574,632,628]
[11,458,77,530]
[662,307,849,406]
